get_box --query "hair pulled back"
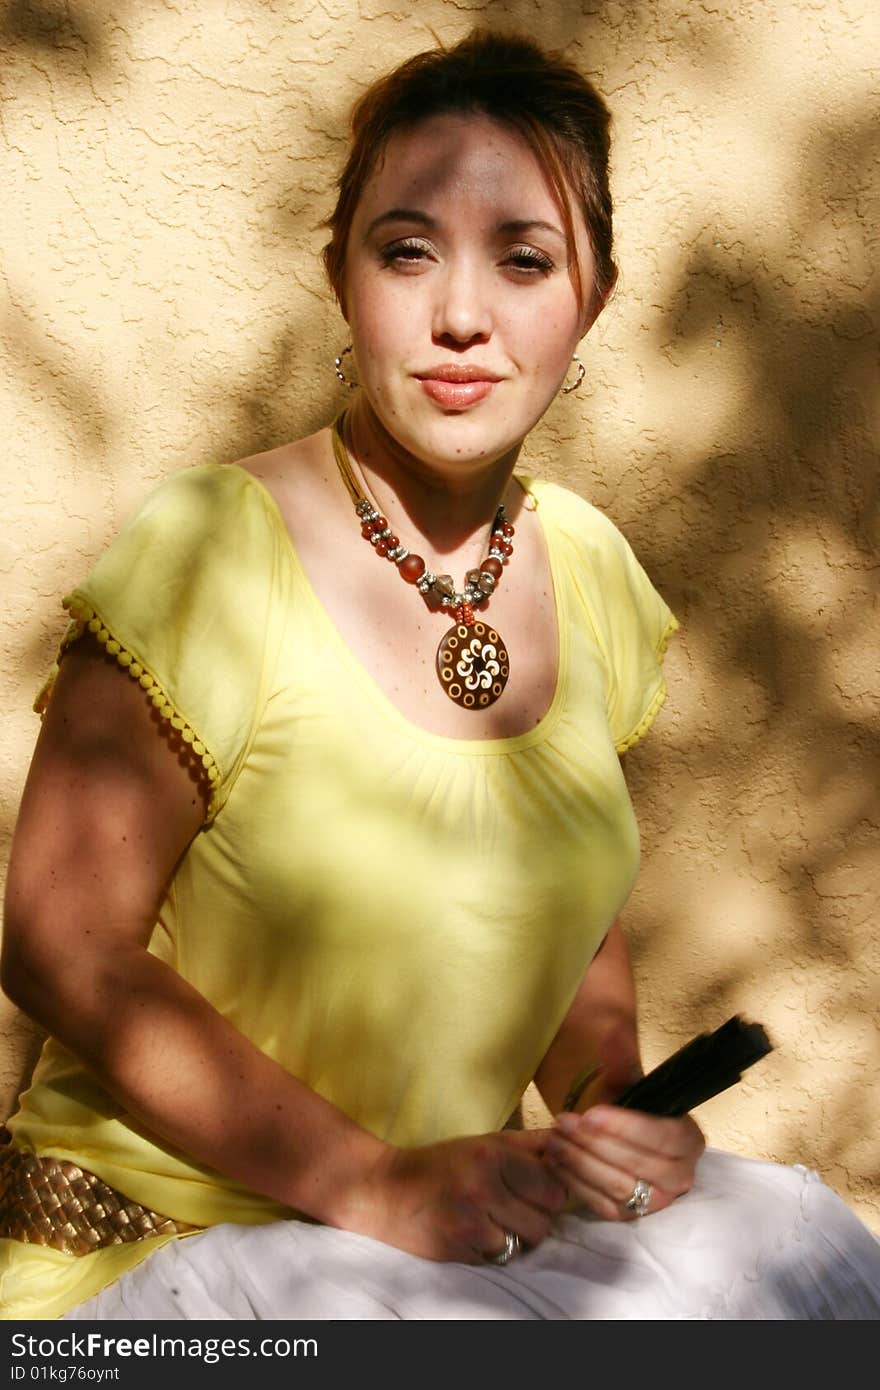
[323,29,618,316]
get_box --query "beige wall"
[2,2,878,1228]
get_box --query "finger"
[544,1139,637,1211]
[558,1106,704,1158]
[500,1149,569,1213]
[457,1194,550,1263]
[552,1174,633,1223]
[555,1126,693,1183]
[545,1145,686,1224]
[549,1128,698,1201]
[485,1194,555,1251]
[555,1109,705,1175]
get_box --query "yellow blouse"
[1,461,677,1318]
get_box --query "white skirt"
[63,1150,880,1321]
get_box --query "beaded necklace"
[330,413,515,710]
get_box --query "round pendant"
[436,622,510,709]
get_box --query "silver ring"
[487,1230,522,1265]
[623,1178,652,1218]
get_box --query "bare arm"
[532,917,643,1116]
[532,798,705,1220]
[1,636,388,1218]
[1,637,564,1259]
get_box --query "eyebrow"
[497,219,567,242]
[365,209,436,235]
[364,210,567,241]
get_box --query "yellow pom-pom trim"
[40,595,224,800]
[614,614,680,754]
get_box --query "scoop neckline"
[227,463,571,756]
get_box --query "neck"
[342,397,522,559]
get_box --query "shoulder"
[68,460,288,631]
[514,474,638,565]
[128,460,276,527]
[93,463,285,583]
[55,462,290,819]
[516,472,677,642]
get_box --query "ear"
[579,268,617,338]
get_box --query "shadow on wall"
[1,2,877,1205]
[615,96,878,1193]
[0,0,105,56]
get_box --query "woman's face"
[342,112,598,476]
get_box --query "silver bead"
[478,571,496,594]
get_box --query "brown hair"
[322,29,618,317]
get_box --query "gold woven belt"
[0,1144,198,1256]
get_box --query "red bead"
[361,523,374,539]
[502,522,515,538]
[399,553,426,583]
[458,604,475,625]
[375,540,389,557]
[481,557,503,580]
[387,535,399,550]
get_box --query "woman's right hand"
[338,1128,568,1263]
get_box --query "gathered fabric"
[2,462,677,1320]
[62,1151,880,1321]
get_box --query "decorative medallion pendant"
[436,622,510,709]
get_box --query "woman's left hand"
[543,1104,706,1221]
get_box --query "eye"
[379,237,434,270]
[502,245,555,276]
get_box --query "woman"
[2,29,879,1321]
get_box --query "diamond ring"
[623,1178,652,1218]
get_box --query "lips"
[415,364,504,410]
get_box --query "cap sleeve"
[524,479,679,754]
[35,464,284,824]
[596,523,679,753]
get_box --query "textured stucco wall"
[2,2,878,1228]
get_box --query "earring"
[560,354,586,395]
[334,344,358,389]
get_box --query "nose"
[431,255,492,346]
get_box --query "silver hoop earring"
[560,354,585,395]
[334,344,358,389]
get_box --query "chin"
[383,397,540,470]
[409,417,517,469]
